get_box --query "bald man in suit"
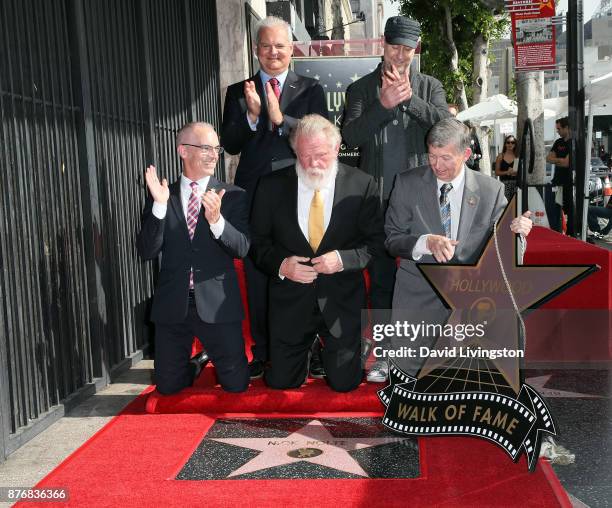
[137,122,250,394]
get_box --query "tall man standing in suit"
[250,115,385,392]
[342,16,450,383]
[137,122,250,395]
[221,16,328,378]
[385,118,532,374]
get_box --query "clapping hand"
[380,64,412,109]
[202,188,226,225]
[244,80,261,123]
[144,165,169,204]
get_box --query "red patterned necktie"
[268,78,281,132]
[268,77,281,100]
[187,181,200,288]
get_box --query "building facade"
[0,0,377,461]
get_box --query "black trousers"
[265,303,362,392]
[244,255,269,361]
[154,301,249,394]
[368,252,396,310]
[369,198,395,311]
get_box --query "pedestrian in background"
[495,134,518,200]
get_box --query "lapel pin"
[467,196,477,207]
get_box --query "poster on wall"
[293,56,382,166]
[245,4,261,75]
[511,0,556,72]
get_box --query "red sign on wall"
[511,0,557,71]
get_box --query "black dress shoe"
[361,337,373,368]
[249,359,264,379]
[189,351,210,381]
[309,340,326,379]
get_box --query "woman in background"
[495,135,518,200]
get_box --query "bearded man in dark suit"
[250,115,385,392]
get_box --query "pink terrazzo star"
[211,419,407,477]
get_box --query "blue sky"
[557,0,601,18]
[383,0,603,23]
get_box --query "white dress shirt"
[412,167,466,260]
[297,177,334,238]
[278,173,343,279]
[247,69,289,131]
[152,174,225,238]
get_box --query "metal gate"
[0,0,222,460]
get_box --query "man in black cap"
[342,16,450,383]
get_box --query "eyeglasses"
[258,43,291,52]
[182,143,224,155]
[506,140,516,145]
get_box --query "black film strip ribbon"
[518,383,557,472]
[378,362,557,471]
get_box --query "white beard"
[295,160,338,190]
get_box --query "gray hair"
[289,114,341,151]
[176,122,215,145]
[255,16,292,44]
[426,118,471,153]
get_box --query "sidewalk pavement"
[0,361,154,508]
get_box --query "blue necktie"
[440,183,453,239]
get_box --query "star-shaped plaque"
[210,419,407,478]
[525,375,601,399]
[416,196,596,393]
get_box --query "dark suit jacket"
[385,165,507,310]
[342,64,450,191]
[137,176,250,324]
[221,70,328,204]
[250,163,385,340]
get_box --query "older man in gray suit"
[384,118,532,373]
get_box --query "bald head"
[176,122,216,146]
[176,122,220,180]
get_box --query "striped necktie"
[187,181,200,289]
[439,183,453,239]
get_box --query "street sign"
[510,1,557,72]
